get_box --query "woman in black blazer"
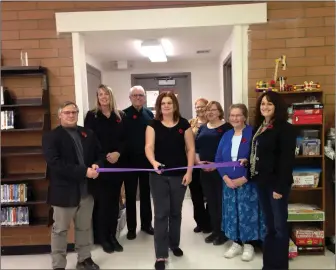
[250,91,296,270]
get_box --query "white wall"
[72,33,88,126]
[218,31,233,108]
[86,53,104,71]
[101,59,220,116]
[218,25,249,110]
[86,53,103,110]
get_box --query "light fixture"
[141,40,167,62]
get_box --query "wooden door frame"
[223,53,232,120]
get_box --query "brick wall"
[1,1,227,128]
[1,1,335,129]
[248,1,335,127]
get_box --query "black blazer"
[84,110,127,167]
[42,125,104,207]
[251,121,297,194]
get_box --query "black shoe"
[154,260,165,270]
[205,232,217,243]
[127,230,136,240]
[213,235,227,246]
[193,226,202,233]
[202,226,212,233]
[54,268,65,270]
[171,247,183,257]
[76,257,100,270]
[141,225,154,235]
[110,236,123,252]
[101,241,114,254]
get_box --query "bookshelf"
[257,89,326,257]
[0,66,74,255]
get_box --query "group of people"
[42,84,296,270]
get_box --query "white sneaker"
[224,242,243,258]
[241,244,254,261]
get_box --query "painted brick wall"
[1,1,335,129]
[248,1,335,128]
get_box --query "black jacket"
[251,121,297,194]
[42,125,104,207]
[84,110,126,166]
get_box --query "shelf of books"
[256,77,326,258]
[0,66,74,255]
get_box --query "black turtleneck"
[123,105,154,157]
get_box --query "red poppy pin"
[178,128,184,134]
[116,118,121,123]
[81,131,87,138]
[133,115,137,119]
[267,124,273,129]
[241,138,247,143]
[217,128,223,133]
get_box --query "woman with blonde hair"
[188,98,211,233]
[84,84,125,254]
[195,101,232,245]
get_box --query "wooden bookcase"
[0,66,74,255]
[278,90,326,256]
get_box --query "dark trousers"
[200,170,223,235]
[189,169,211,229]
[92,174,123,244]
[257,185,290,270]
[150,173,187,258]
[124,155,152,231]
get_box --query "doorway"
[131,72,192,120]
[86,64,102,110]
[223,54,232,120]
[58,3,267,124]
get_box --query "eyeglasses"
[131,94,145,98]
[195,106,205,110]
[62,111,78,115]
[230,114,243,118]
[206,109,218,113]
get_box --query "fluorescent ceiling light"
[161,39,174,56]
[141,40,167,62]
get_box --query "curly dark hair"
[254,91,288,127]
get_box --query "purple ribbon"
[96,161,241,173]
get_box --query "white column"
[241,25,249,107]
[72,32,89,126]
[231,25,249,107]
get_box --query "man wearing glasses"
[42,101,104,270]
[123,86,154,240]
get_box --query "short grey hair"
[58,101,78,114]
[129,85,145,95]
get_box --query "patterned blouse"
[249,121,272,177]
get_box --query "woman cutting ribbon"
[215,104,265,261]
[145,91,195,270]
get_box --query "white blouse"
[231,135,242,161]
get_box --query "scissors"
[158,164,166,171]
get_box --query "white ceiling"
[83,25,233,64]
